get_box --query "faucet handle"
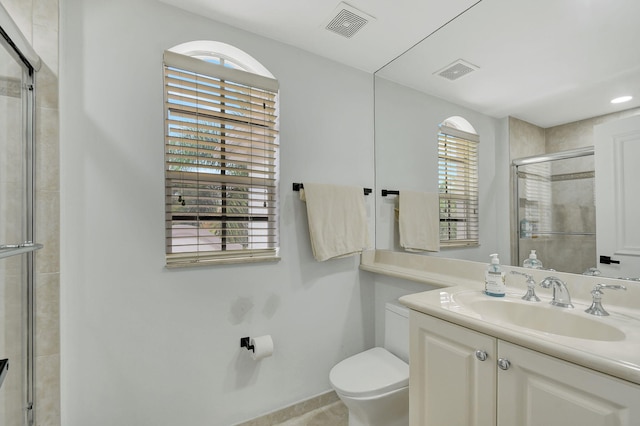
[585,283,627,316]
[510,271,540,302]
[594,283,627,292]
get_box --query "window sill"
[165,255,281,269]
[440,242,480,249]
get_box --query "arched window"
[438,117,479,246]
[168,40,274,76]
[163,42,279,266]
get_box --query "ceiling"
[159,0,640,128]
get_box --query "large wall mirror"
[374,0,640,279]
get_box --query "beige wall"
[545,107,640,153]
[2,0,60,424]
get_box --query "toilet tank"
[384,301,410,363]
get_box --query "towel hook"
[240,337,255,353]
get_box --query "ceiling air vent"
[434,59,479,81]
[324,2,375,38]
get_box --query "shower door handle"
[599,255,620,265]
[0,359,8,389]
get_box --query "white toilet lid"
[329,347,409,398]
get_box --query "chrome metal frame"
[0,3,41,425]
[512,146,594,167]
[24,66,36,426]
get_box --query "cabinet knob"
[475,350,488,361]
[497,358,511,370]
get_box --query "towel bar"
[292,183,372,195]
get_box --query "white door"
[409,312,496,426]
[594,114,640,279]
[497,341,640,426]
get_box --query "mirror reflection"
[514,148,595,275]
[374,0,640,278]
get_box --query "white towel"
[399,190,440,252]
[300,183,370,261]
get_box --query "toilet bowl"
[329,302,410,426]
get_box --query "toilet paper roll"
[250,335,274,361]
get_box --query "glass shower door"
[515,150,596,274]
[0,28,36,426]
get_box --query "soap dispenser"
[523,250,543,269]
[485,253,506,297]
[520,218,532,238]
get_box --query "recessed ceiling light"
[611,95,633,104]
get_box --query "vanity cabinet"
[409,311,640,426]
[497,340,640,425]
[409,311,496,426]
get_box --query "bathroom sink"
[453,292,626,342]
[400,285,640,386]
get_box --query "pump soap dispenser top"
[523,250,543,269]
[485,253,506,297]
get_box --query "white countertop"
[400,286,640,386]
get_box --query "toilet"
[329,301,409,426]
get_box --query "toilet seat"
[329,347,409,398]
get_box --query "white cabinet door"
[409,312,496,426]
[594,114,640,278]
[497,340,640,426]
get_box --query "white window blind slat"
[166,102,276,128]
[164,50,279,266]
[438,127,479,246]
[163,50,279,92]
[166,150,277,169]
[166,83,277,113]
[167,112,279,138]
[166,73,278,100]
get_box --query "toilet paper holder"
[240,337,255,353]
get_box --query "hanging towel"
[300,183,370,261]
[398,190,440,252]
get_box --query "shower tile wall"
[545,108,640,153]
[2,0,60,424]
[509,117,546,160]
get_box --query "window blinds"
[163,51,279,266]
[438,126,479,246]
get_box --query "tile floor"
[276,401,348,426]
[237,391,347,426]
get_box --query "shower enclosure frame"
[511,146,595,270]
[0,4,42,425]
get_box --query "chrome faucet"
[510,271,540,302]
[539,276,573,308]
[585,283,627,316]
